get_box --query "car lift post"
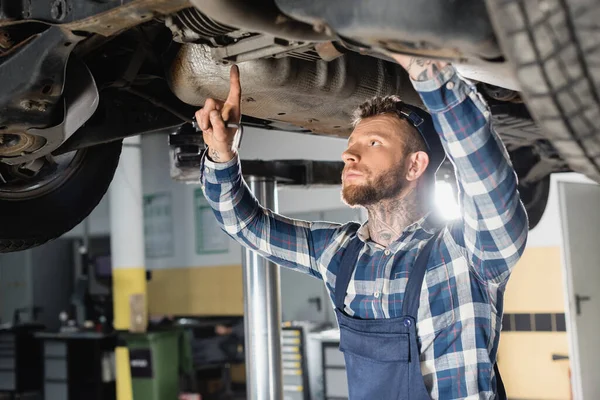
[242,176,284,400]
[109,136,147,400]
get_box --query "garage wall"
[496,173,594,400]
[498,247,571,400]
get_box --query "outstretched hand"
[195,65,242,163]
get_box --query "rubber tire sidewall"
[520,175,551,230]
[486,0,600,182]
[0,140,123,252]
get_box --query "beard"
[341,164,408,207]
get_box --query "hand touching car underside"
[391,54,448,82]
[195,65,242,163]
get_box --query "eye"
[370,140,381,147]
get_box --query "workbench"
[0,324,44,398]
[34,332,117,400]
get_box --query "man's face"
[341,114,412,206]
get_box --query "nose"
[342,145,360,164]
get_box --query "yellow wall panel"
[112,267,147,330]
[504,247,566,313]
[498,332,571,400]
[147,265,244,316]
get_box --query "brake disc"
[0,132,46,157]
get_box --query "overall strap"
[401,231,441,317]
[334,236,364,310]
[495,363,507,399]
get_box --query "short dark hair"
[352,95,427,156]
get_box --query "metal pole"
[242,176,283,400]
[109,135,147,400]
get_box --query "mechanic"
[195,54,529,399]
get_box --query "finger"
[201,98,217,130]
[209,110,226,140]
[221,103,233,123]
[226,65,241,106]
[203,129,211,145]
[194,109,203,128]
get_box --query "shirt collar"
[356,221,371,242]
[357,212,442,248]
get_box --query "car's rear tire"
[0,140,122,252]
[486,0,600,182]
[520,175,551,230]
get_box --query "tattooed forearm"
[416,68,431,81]
[407,57,417,73]
[408,58,446,81]
[395,55,448,82]
[210,148,220,161]
[416,58,428,67]
[414,62,440,81]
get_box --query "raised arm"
[196,66,344,279]
[200,154,344,279]
[393,56,529,283]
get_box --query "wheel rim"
[0,150,86,200]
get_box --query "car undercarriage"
[1,0,598,251]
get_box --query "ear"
[405,151,430,182]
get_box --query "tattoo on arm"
[416,68,431,81]
[407,57,416,72]
[210,148,220,161]
[406,57,447,81]
[415,58,430,68]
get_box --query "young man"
[195,56,528,399]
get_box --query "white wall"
[526,173,596,248]
[239,126,347,161]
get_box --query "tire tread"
[488,0,600,181]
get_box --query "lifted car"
[0,0,598,252]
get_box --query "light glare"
[435,181,461,220]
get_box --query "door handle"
[575,294,591,315]
[308,297,322,312]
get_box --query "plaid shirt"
[201,65,528,399]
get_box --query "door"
[558,181,600,400]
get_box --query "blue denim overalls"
[334,232,507,399]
